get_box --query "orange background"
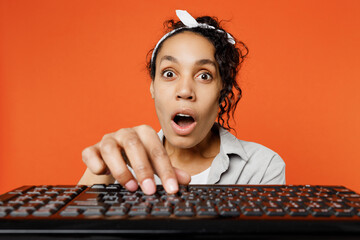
[1,0,359,194]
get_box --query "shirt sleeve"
[260,154,286,184]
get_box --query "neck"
[164,125,220,175]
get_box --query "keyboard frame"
[0,184,359,236]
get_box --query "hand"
[81,125,191,195]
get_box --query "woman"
[78,10,285,195]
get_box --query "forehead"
[156,31,216,64]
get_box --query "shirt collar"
[157,124,249,162]
[218,126,249,162]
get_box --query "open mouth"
[171,111,197,135]
[173,113,195,127]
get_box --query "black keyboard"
[1,184,360,239]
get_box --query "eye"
[196,72,213,81]
[162,70,176,79]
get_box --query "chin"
[166,134,199,149]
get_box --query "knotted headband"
[151,10,236,63]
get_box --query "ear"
[150,81,155,99]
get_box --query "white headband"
[151,10,236,63]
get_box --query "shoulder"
[239,139,282,162]
[219,127,286,184]
[219,126,281,162]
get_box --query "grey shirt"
[156,126,286,185]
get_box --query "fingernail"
[165,178,178,194]
[125,179,138,192]
[141,178,156,195]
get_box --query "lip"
[170,109,197,136]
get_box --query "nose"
[176,76,195,101]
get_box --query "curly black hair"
[147,15,248,131]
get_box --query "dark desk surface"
[1,233,360,240]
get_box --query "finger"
[114,128,156,195]
[174,168,191,185]
[99,136,138,192]
[134,125,179,194]
[82,145,108,175]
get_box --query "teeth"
[177,114,191,117]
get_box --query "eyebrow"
[159,55,217,68]
[159,55,179,64]
[195,59,217,68]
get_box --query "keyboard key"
[266,197,283,202]
[242,207,263,216]
[69,201,106,207]
[263,188,277,192]
[324,202,349,210]
[8,186,34,194]
[288,208,308,216]
[258,192,274,197]
[287,197,305,202]
[240,202,258,209]
[128,207,150,216]
[142,196,160,204]
[347,197,360,202]
[106,184,121,190]
[307,197,324,202]
[18,203,43,211]
[32,208,56,217]
[83,208,105,216]
[333,208,354,217]
[10,209,32,217]
[121,197,140,204]
[91,184,106,189]
[105,206,128,216]
[311,208,332,217]
[75,193,101,202]
[0,207,12,217]
[28,197,50,204]
[283,202,303,210]
[265,208,286,216]
[219,207,240,217]
[161,194,182,204]
[244,197,262,203]
[261,201,280,209]
[45,189,63,195]
[304,202,325,210]
[60,208,81,217]
[40,203,63,210]
[174,203,194,217]
[151,204,172,216]
[277,192,294,197]
[197,208,218,216]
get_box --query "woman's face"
[150,31,222,149]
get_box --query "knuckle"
[91,165,105,175]
[99,137,115,152]
[115,128,133,137]
[101,133,113,141]
[99,142,115,155]
[135,164,148,173]
[124,135,141,148]
[161,169,175,178]
[112,169,130,182]
[81,147,95,163]
[150,146,167,160]
[114,128,137,144]
[137,124,154,133]
[133,164,152,179]
[134,166,152,179]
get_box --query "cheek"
[201,91,220,118]
[153,86,172,117]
